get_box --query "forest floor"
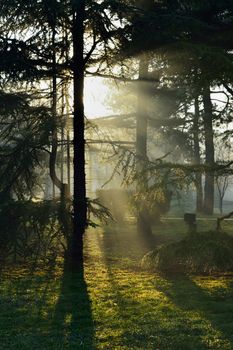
[1,219,233,349]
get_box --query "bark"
[70,0,87,271]
[193,96,203,212]
[203,86,215,214]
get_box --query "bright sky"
[84,77,113,118]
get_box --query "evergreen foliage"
[142,231,233,274]
[0,200,63,265]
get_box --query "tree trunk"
[203,86,215,214]
[219,195,223,215]
[193,96,203,212]
[49,25,71,245]
[64,20,71,194]
[70,0,87,271]
[136,56,152,238]
[65,83,71,194]
[49,25,62,192]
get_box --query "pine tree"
[0,0,130,269]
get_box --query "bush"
[0,200,65,265]
[141,231,233,274]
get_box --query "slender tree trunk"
[61,84,65,184]
[65,83,71,193]
[135,0,156,241]
[49,26,62,192]
[203,86,215,214]
[63,18,71,194]
[71,0,87,271]
[136,56,152,238]
[220,196,223,214]
[49,25,71,244]
[193,96,203,212]
[50,27,58,199]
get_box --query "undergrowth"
[142,231,233,274]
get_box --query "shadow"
[158,274,233,347]
[99,224,233,348]
[99,232,210,349]
[137,227,158,251]
[100,222,175,270]
[0,261,94,349]
[101,223,154,266]
[51,263,94,349]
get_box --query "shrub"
[141,231,233,274]
[0,200,64,265]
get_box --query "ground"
[1,218,233,349]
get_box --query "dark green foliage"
[133,186,173,225]
[0,91,54,198]
[142,231,233,274]
[0,200,64,265]
[87,196,114,227]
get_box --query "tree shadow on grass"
[0,262,94,349]
[51,264,94,350]
[100,223,154,267]
[99,227,233,349]
[98,232,205,349]
[157,274,233,348]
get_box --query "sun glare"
[84,77,113,119]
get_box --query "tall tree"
[71,0,87,270]
[193,95,203,212]
[202,85,215,214]
[0,0,129,269]
[136,55,152,237]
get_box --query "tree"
[202,85,215,214]
[71,0,86,270]
[0,0,129,270]
[193,95,203,212]
[215,140,233,214]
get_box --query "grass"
[1,219,233,349]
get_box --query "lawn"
[1,219,233,349]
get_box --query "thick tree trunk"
[193,96,203,212]
[70,0,87,271]
[136,56,152,238]
[203,86,215,215]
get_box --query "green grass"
[1,219,233,349]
